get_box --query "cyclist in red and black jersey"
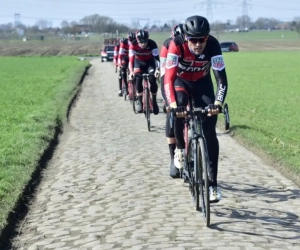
[159,24,186,178]
[117,33,136,96]
[129,29,160,114]
[113,43,123,96]
[164,16,228,202]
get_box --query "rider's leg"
[134,71,144,113]
[148,68,159,115]
[173,89,189,169]
[118,69,122,96]
[165,114,178,178]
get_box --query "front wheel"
[198,137,210,227]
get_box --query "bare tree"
[236,15,251,30]
[211,21,226,40]
[36,19,49,30]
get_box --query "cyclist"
[159,24,185,178]
[164,15,228,202]
[117,32,136,95]
[128,29,160,114]
[113,42,123,96]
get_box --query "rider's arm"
[151,41,160,68]
[129,43,135,72]
[113,46,118,66]
[211,40,228,106]
[160,44,168,78]
[163,40,181,107]
[118,43,124,66]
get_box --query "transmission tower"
[240,0,251,29]
[14,13,21,27]
[194,0,223,23]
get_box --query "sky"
[1,0,300,27]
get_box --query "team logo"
[211,55,225,71]
[165,53,179,69]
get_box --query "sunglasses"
[138,39,148,44]
[186,36,208,44]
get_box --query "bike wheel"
[145,90,151,131]
[198,137,210,226]
[224,103,230,130]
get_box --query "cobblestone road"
[12,59,300,250]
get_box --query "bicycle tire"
[146,89,151,131]
[193,140,200,211]
[198,137,210,226]
[224,103,230,130]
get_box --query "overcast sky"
[1,0,300,27]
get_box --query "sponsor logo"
[165,83,171,103]
[165,53,178,69]
[211,55,225,71]
[217,84,226,102]
[199,54,205,59]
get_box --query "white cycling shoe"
[174,148,185,169]
[209,186,222,202]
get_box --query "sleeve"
[129,43,135,72]
[151,41,160,68]
[113,46,119,66]
[163,40,181,105]
[210,39,228,105]
[160,44,168,78]
[118,43,124,66]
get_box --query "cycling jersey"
[129,39,160,72]
[118,39,130,66]
[164,35,228,106]
[113,44,120,66]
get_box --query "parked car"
[220,41,239,52]
[100,45,115,62]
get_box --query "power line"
[194,0,224,23]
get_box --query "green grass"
[219,51,300,174]
[0,56,89,232]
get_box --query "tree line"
[0,14,299,36]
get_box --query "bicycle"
[169,100,230,227]
[142,74,153,132]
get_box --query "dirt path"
[11,59,300,250]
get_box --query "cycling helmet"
[127,32,135,42]
[136,29,149,43]
[171,24,184,38]
[183,15,210,37]
[120,37,126,43]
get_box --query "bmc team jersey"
[129,39,160,71]
[164,35,228,105]
[118,38,130,65]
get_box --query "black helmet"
[171,24,184,38]
[127,32,135,42]
[136,29,149,43]
[120,37,126,43]
[183,15,210,37]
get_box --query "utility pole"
[194,0,223,24]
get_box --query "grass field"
[0,56,89,232]
[218,51,300,176]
